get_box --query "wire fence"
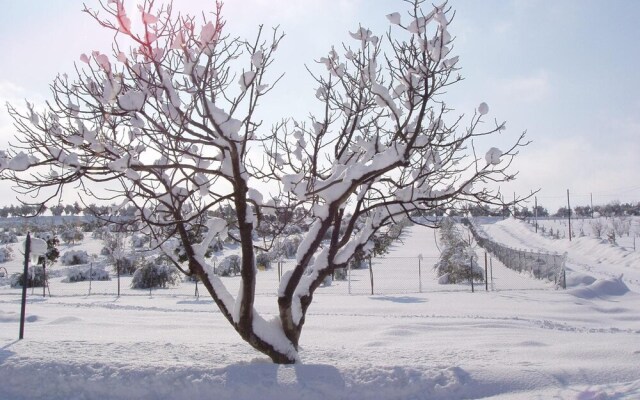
[462,218,567,288]
[0,249,560,300]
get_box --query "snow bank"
[0,353,519,400]
[1,345,638,400]
[568,276,630,299]
[482,218,640,290]
[565,271,597,287]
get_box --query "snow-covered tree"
[60,228,84,245]
[131,257,180,289]
[591,218,604,239]
[0,232,18,244]
[434,218,483,283]
[49,204,64,217]
[0,246,14,263]
[35,233,61,264]
[0,1,528,363]
[60,250,90,266]
[216,254,242,277]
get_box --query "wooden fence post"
[369,257,374,295]
[348,262,351,295]
[470,256,475,293]
[490,257,494,290]
[116,259,121,296]
[484,252,488,291]
[418,254,423,293]
[19,233,31,340]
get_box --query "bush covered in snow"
[333,268,347,281]
[349,257,367,270]
[216,255,241,277]
[131,258,180,289]
[61,250,90,266]
[92,226,111,240]
[0,232,18,244]
[0,246,13,263]
[61,228,84,245]
[210,238,224,253]
[376,220,411,254]
[131,234,150,248]
[113,256,137,275]
[256,252,274,270]
[434,218,484,284]
[10,266,46,288]
[275,236,301,259]
[64,264,110,282]
[33,234,60,265]
[283,224,303,235]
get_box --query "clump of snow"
[25,237,48,258]
[118,90,145,111]
[443,56,459,69]
[277,270,294,297]
[349,27,373,42]
[565,271,597,287]
[371,83,401,117]
[386,12,401,25]
[478,102,489,115]
[193,217,228,259]
[1,152,39,172]
[199,21,220,49]
[239,71,256,92]
[252,314,300,363]
[485,147,502,166]
[248,188,264,205]
[205,101,242,138]
[251,51,264,68]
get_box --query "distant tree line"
[1,200,638,222]
[0,201,310,235]
[554,201,640,218]
[411,200,640,219]
[0,202,138,218]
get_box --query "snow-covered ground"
[1,220,639,399]
[528,216,640,251]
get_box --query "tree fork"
[193,259,297,364]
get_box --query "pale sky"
[0,0,638,212]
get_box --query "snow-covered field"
[1,219,639,399]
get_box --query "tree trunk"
[193,258,298,364]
